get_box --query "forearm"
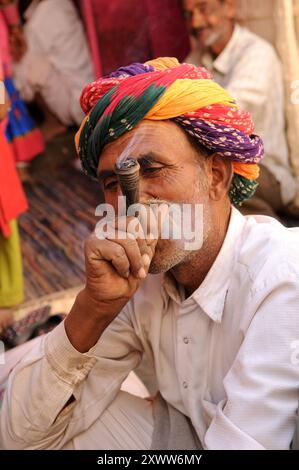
[65,289,127,353]
[0,322,97,449]
[0,286,142,449]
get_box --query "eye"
[103,179,118,191]
[142,166,163,176]
[198,1,208,13]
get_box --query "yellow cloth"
[145,79,236,120]
[0,219,24,307]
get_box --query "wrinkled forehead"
[97,120,191,174]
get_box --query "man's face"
[182,0,235,53]
[97,120,212,274]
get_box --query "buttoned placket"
[175,299,197,400]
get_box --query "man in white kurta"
[1,210,299,449]
[1,55,299,451]
[13,0,94,130]
[183,0,296,217]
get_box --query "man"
[13,0,94,141]
[1,58,299,450]
[183,0,297,218]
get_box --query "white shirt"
[1,208,299,450]
[14,0,94,124]
[186,24,297,205]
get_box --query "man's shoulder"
[238,214,299,288]
[237,25,279,62]
[29,0,77,25]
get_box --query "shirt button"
[183,381,188,389]
[183,337,189,344]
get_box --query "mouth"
[191,27,207,39]
[191,27,223,49]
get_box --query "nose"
[138,177,158,204]
[191,8,206,30]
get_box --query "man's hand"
[65,212,159,353]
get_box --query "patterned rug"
[19,134,103,301]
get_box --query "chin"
[148,244,189,274]
[194,29,210,47]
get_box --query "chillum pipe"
[114,158,140,210]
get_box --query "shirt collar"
[205,23,243,76]
[163,207,246,323]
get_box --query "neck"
[170,207,231,298]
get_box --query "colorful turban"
[75,57,264,206]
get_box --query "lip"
[191,27,208,39]
[196,27,208,39]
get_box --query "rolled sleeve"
[45,321,97,386]
[0,305,143,450]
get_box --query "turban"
[75,57,264,206]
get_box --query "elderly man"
[1,58,299,450]
[182,0,297,218]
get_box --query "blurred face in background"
[182,0,236,56]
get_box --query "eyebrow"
[97,152,168,182]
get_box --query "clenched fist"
[65,211,159,352]
[84,214,157,301]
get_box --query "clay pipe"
[114,158,140,210]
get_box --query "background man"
[183,0,297,218]
[13,0,94,141]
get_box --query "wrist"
[64,289,123,353]
[79,287,124,319]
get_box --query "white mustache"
[142,198,172,207]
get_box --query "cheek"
[103,191,120,210]
[207,14,220,28]
[142,172,192,201]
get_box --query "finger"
[142,203,169,256]
[110,217,152,266]
[106,231,145,279]
[86,236,130,279]
[121,217,152,261]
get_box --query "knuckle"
[113,245,126,259]
[125,238,137,249]
[85,232,97,247]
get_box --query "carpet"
[19,136,102,301]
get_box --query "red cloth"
[146,0,190,60]
[9,127,45,163]
[0,126,28,238]
[84,0,190,76]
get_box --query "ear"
[207,154,233,201]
